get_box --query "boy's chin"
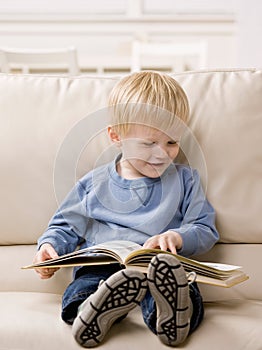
[141,167,167,178]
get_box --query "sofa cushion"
[175,69,262,244]
[1,242,261,304]
[0,244,72,294]
[0,74,115,245]
[1,292,262,350]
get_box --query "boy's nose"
[153,144,168,158]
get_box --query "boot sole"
[147,254,190,346]
[72,269,147,347]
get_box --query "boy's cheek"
[122,145,149,161]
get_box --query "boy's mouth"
[147,162,168,168]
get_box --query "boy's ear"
[108,126,122,146]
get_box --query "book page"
[200,262,242,272]
[22,240,142,269]
[88,240,142,263]
[22,239,247,289]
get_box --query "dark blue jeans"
[61,264,204,334]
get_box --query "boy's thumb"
[48,246,59,259]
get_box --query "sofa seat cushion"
[1,292,262,350]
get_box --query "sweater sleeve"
[37,180,88,256]
[174,169,219,257]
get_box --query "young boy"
[33,71,219,347]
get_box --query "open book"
[23,240,249,288]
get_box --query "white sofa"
[0,69,262,350]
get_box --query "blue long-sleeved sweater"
[38,155,219,258]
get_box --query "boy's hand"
[33,243,60,279]
[143,230,183,254]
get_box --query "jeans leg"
[188,282,204,334]
[61,264,122,325]
[140,282,204,335]
[140,288,157,335]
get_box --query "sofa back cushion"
[175,70,262,244]
[0,70,261,245]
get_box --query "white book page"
[200,262,242,271]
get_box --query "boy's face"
[109,124,180,179]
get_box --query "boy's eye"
[143,142,155,146]
[168,141,178,145]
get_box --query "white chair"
[0,46,80,75]
[131,40,207,72]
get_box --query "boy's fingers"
[143,235,160,249]
[35,267,59,279]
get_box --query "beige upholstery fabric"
[1,293,262,350]
[175,70,262,244]
[0,75,115,245]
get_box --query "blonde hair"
[108,71,190,135]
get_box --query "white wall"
[0,0,260,72]
[237,0,262,68]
